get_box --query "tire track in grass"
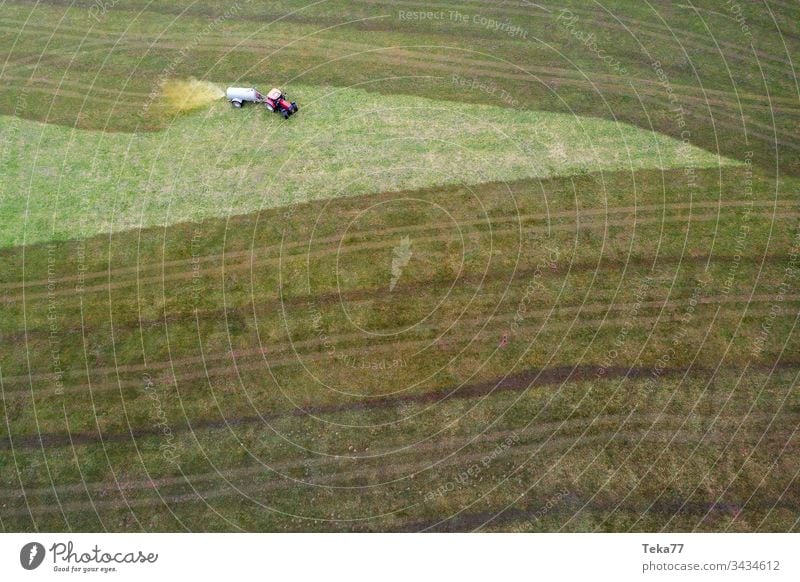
[533,2,798,70]
[5,246,795,349]
[4,20,797,110]
[362,46,800,113]
[392,496,800,533]
[6,0,799,77]
[0,80,150,110]
[2,294,795,399]
[6,295,800,394]
[4,361,799,451]
[5,301,796,391]
[4,266,786,385]
[0,413,693,499]
[6,206,797,305]
[337,40,800,141]
[5,196,787,293]
[3,409,794,502]
[0,73,152,100]
[5,424,797,521]
[338,49,800,143]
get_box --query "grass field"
[1,0,799,533]
[0,85,735,247]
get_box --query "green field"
[0,85,735,247]
[1,0,799,533]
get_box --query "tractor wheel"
[282,110,289,119]
[292,103,298,112]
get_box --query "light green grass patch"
[0,84,738,247]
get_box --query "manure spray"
[160,78,224,112]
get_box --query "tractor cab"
[264,88,299,118]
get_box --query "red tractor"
[264,88,298,119]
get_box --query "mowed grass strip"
[0,84,738,247]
